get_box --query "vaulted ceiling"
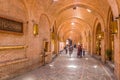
[43,0,110,42]
[19,0,119,43]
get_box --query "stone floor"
[11,49,114,80]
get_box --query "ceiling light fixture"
[93,65,98,69]
[71,22,75,25]
[53,0,58,2]
[87,9,92,13]
[69,58,75,61]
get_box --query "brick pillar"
[91,31,95,56]
[88,34,91,54]
[104,28,109,62]
[114,20,120,80]
[54,34,58,55]
[90,37,93,55]
[114,37,120,80]
[101,39,106,63]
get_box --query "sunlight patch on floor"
[93,65,98,69]
[22,76,36,80]
[67,65,77,69]
[69,58,76,61]
[85,58,89,60]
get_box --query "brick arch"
[106,7,117,33]
[92,18,103,54]
[94,22,102,43]
[22,0,30,20]
[57,22,82,36]
[107,0,119,17]
[39,13,51,40]
[56,2,105,24]
[63,30,82,43]
[58,3,103,15]
[94,21,103,41]
[62,29,82,39]
[57,17,91,36]
[59,28,86,41]
[92,18,105,45]
[22,0,41,20]
[40,14,51,27]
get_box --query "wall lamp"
[111,21,118,34]
[32,20,39,36]
[33,24,39,36]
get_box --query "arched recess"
[39,14,51,52]
[107,10,118,62]
[95,23,102,56]
[91,18,104,55]
[51,20,59,54]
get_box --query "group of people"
[64,45,73,57]
[77,44,85,58]
[64,44,85,58]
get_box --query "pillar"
[114,20,120,80]
[101,38,106,63]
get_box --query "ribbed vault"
[21,0,117,44]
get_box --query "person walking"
[74,44,76,48]
[82,48,85,57]
[77,44,82,58]
[69,45,73,57]
[64,46,67,54]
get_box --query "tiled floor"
[11,49,113,80]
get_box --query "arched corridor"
[0,0,120,80]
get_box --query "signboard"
[0,17,23,33]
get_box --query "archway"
[39,14,51,64]
[39,14,50,51]
[95,23,102,56]
[107,13,118,62]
